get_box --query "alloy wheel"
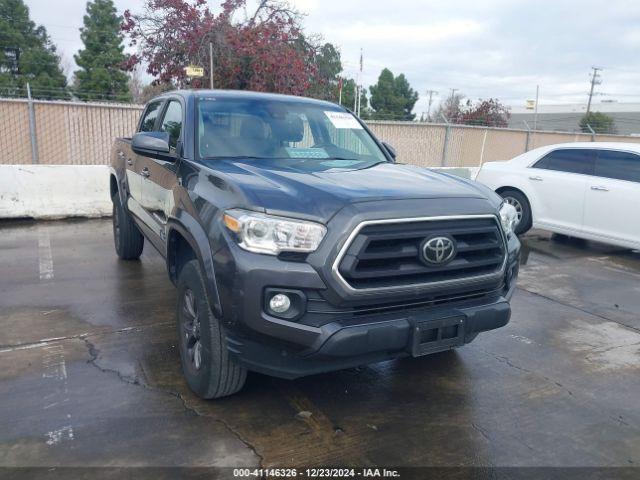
[504,196,523,225]
[182,289,202,371]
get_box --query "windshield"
[197,96,389,167]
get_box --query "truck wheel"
[112,194,144,260]
[499,189,532,235]
[176,259,247,399]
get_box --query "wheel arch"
[166,215,223,318]
[109,167,127,207]
[110,174,118,200]
[495,186,534,228]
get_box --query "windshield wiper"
[202,156,288,160]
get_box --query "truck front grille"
[335,216,506,290]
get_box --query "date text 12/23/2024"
[233,468,401,478]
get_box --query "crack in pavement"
[81,335,264,467]
[516,286,640,334]
[0,322,175,352]
[471,344,640,434]
[472,345,575,397]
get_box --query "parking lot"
[1,218,639,470]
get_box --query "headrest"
[240,116,267,140]
[271,116,304,143]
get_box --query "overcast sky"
[24,0,640,114]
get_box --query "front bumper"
[226,281,515,379]
[212,202,520,379]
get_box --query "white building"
[508,101,640,135]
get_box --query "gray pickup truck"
[110,89,520,398]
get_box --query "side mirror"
[132,131,170,156]
[382,141,396,160]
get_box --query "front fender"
[167,212,223,318]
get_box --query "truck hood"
[201,158,490,223]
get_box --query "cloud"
[325,19,485,44]
[23,0,640,114]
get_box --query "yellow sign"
[185,66,204,77]
[526,99,536,110]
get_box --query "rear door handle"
[529,175,543,181]
[141,167,150,178]
[591,185,609,192]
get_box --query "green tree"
[580,111,616,134]
[74,0,130,101]
[369,68,418,120]
[0,0,69,99]
[308,42,342,101]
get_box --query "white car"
[476,142,640,250]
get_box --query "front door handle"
[529,175,543,181]
[591,185,609,192]
[141,167,150,178]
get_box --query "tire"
[176,259,247,399]
[112,193,144,260]
[499,189,532,235]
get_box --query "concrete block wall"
[0,165,111,219]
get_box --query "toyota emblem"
[422,236,457,265]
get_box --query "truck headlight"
[223,209,327,255]
[499,203,518,238]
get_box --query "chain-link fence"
[0,98,142,165]
[367,120,640,167]
[3,97,640,167]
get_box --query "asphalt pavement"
[1,219,639,473]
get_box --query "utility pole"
[356,48,363,117]
[586,67,602,115]
[445,88,458,119]
[425,89,438,121]
[209,42,214,89]
[533,84,539,131]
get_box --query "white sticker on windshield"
[324,111,363,129]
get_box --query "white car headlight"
[223,209,327,255]
[499,203,518,238]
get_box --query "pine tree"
[369,68,418,121]
[74,0,130,102]
[0,0,69,99]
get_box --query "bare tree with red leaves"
[122,0,333,96]
[455,98,511,127]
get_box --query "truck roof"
[152,89,343,109]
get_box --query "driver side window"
[159,100,183,152]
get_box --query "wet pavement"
[1,219,639,469]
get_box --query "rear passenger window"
[159,100,183,151]
[139,101,162,132]
[533,149,595,175]
[595,150,640,183]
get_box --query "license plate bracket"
[410,315,466,357]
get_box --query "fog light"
[269,294,291,314]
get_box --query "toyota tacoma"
[109,90,520,398]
